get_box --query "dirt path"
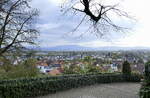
[36,83,141,98]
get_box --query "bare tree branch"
[62,0,134,37]
[0,0,39,56]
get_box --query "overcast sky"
[31,0,150,48]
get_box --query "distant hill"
[29,45,150,51]
[36,45,95,51]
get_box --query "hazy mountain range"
[29,45,150,51]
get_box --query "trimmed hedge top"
[0,73,141,98]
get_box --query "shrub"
[140,85,150,98]
[4,65,39,79]
[0,58,40,80]
[0,73,141,98]
[122,61,131,75]
[140,61,150,98]
[145,61,150,82]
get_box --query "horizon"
[29,45,150,51]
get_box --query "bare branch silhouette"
[62,0,134,37]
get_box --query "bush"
[0,73,141,98]
[145,61,150,82]
[122,61,131,75]
[140,61,150,98]
[0,58,40,80]
[4,65,39,79]
[140,85,150,98]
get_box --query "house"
[37,66,51,74]
[102,66,111,72]
[36,58,63,75]
[48,68,62,76]
[132,64,145,74]
[102,64,118,72]
[110,64,118,72]
[37,61,48,66]
[51,64,61,68]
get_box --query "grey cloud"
[31,0,135,47]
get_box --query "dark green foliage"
[145,61,150,81]
[0,58,39,80]
[140,85,150,98]
[140,61,150,98]
[0,73,141,98]
[122,61,131,75]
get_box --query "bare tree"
[62,0,133,36]
[0,0,38,56]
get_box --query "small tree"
[139,61,150,97]
[122,61,131,75]
[145,61,150,82]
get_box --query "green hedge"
[140,85,150,98]
[139,61,150,98]
[0,73,141,98]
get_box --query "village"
[34,51,146,75]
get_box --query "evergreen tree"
[122,61,131,75]
[145,61,150,81]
